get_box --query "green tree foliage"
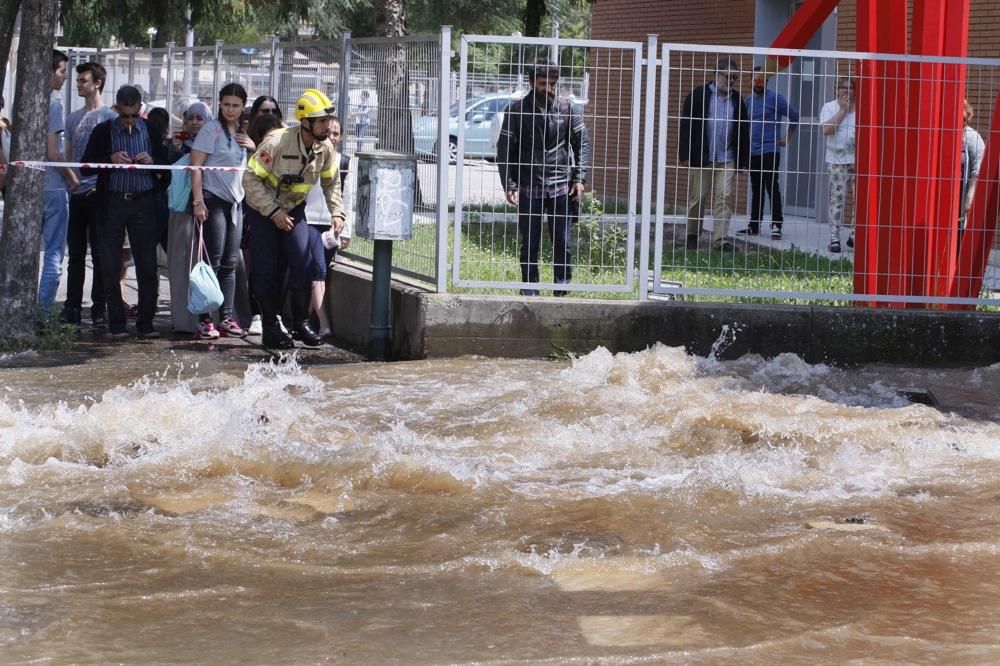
[58,0,366,47]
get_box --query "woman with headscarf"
[166,102,213,334]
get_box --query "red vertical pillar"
[854,0,908,304]
[922,0,969,299]
[907,0,948,302]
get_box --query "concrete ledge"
[328,264,1000,365]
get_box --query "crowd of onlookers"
[2,50,353,347]
[679,58,985,255]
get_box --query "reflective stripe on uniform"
[248,156,279,188]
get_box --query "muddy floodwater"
[1,344,999,663]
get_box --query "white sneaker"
[247,314,262,336]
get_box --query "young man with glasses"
[59,62,117,328]
[678,58,751,252]
[79,85,171,339]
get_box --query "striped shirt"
[109,118,155,193]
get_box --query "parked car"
[413,93,521,163]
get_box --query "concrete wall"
[329,265,1000,366]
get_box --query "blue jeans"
[38,190,70,310]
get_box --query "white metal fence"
[343,33,449,287]
[453,34,643,295]
[32,31,1000,309]
[651,43,1000,307]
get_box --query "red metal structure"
[770,0,993,306]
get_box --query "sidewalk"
[42,252,364,359]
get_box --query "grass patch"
[0,309,79,353]
[345,199,998,310]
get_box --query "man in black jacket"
[497,58,590,296]
[80,85,171,339]
[679,58,750,251]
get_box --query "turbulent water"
[1,345,1000,663]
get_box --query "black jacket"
[80,117,171,200]
[678,83,750,169]
[496,91,590,193]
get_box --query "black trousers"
[247,203,315,301]
[64,190,105,315]
[749,152,784,230]
[95,193,159,334]
[517,193,577,285]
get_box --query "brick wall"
[591,0,1000,248]
[589,0,757,210]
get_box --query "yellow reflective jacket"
[243,126,344,221]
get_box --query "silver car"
[413,93,520,163]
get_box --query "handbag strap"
[189,218,207,273]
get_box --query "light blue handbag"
[167,154,192,213]
[187,221,223,315]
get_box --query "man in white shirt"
[819,77,857,253]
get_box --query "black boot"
[257,295,294,349]
[290,290,322,347]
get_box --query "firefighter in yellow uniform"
[244,89,346,349]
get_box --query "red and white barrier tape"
[0,160,246,174]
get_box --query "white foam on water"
[0,346,997,529]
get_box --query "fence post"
[269,35,280,99]
[638,34,657,302]
[213,40,223,97]
[436,26,452,293]
[652,43,671,296]
[127,46,135,84]
[451,35,471,286]
[338,31,352,122]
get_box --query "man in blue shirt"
[739,66,798,239]
[80,86,171,339]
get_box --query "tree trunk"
[0,0,23,95]
[524,0,547,37]
[0,0,58,341]
[375,0,406,38]
[373,0,423,202]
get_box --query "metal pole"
[368,239,394,361]
[166,41,175,121]
[435,26,452,293]
[269,35,280,99]
[338,31,352,124]
[213,40,223,96]
[127,46,135,85]
[638,34,657,302]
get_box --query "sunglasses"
[259,107,279,114]
[118,113,141,119]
